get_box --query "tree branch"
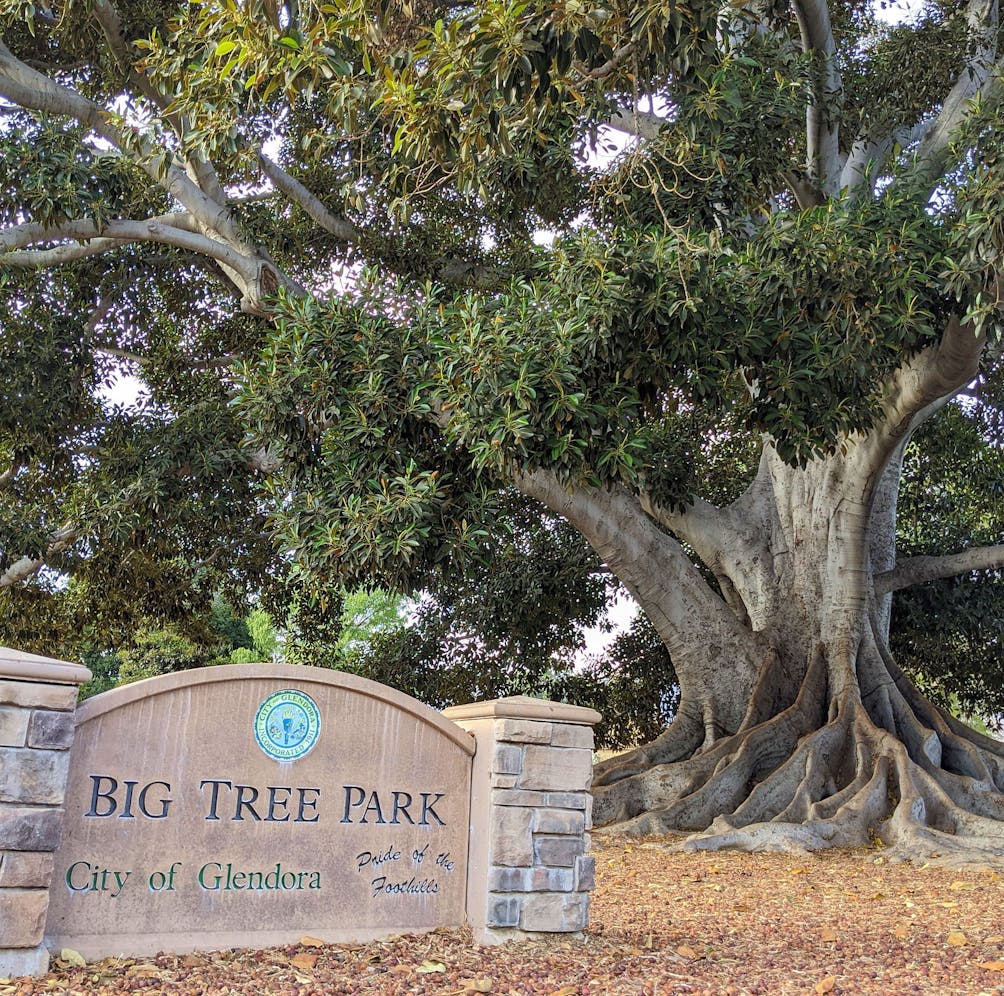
[0,38,285,307]
[911,0,1000,192]
[89,0,226,205]
[95,344,239,370]
[840,120,930,195]
[605,108,668,142]
[258,153,500,287]
[257,153,360,243]
[850,315,986,494]
[1,216,262,286]
[638,492,775,628]
[581,42,635,81]
[792,0,842,197]
[512,469,757,659]
[0,44,234,242]
[875,544,1004,595]
[0,523,80,588]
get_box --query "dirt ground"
[5,832,1004,995]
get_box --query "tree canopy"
[2,0,1004,858]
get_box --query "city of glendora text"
[84,774,447,825]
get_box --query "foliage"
[1,0,1003,749]
[893,405,1004,724]
[116,624,214,685]
[559,613,680,749]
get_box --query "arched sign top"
[74,662,475,757]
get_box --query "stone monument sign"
[1,648,599,979]
[44,664,474,958]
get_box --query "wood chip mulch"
[6,833,1004,995]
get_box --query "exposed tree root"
[593,637,1004,866]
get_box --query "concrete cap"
[0,646,92,685]
[443,695,601,726]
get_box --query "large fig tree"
[2,0,1004,859]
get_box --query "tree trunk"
[591,435,1004,862]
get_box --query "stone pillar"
[443,696,600,944]
[0,647,91,981]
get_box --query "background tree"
[2,0,1004,859]
[891,406,1004,727]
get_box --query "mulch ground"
[6,833,1004,995]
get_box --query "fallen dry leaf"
[59,950,86,968]
[947,932,969,947]
[949,880,976,891]
[820,927,838,942]
[125,965,160,978]
[459,980,493,993]
[416,959,447,974]
[298,936,326,947]
[676,945,699,960]
[814,975,836,994]
[978,961,1004,972]
[547,988,578,996]
[289,953,317,971]
[894,925,910,939]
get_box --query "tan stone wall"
[443,697,600,943]
[0,649,91,981]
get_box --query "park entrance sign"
[46,665,473,958]
[0,650,599,979]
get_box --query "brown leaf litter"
[5,833,1004,995]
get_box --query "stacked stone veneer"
[0,648,91,980]
[443,696,600,943]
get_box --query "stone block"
[0,889,48,947]
[529,866,574,891]
[495,719,552,744]
[534,807,585,835]
[520,892,588,933]
[544,791,588,810]
[0,852,54,888]
[0,709,28,749]
[487,866,529,892]
[492,744,523,775]
[488,865,573,892]
[574,855,595,892]
[0,682,76,712]
[0,943,49,981]
[486,895,521,928]
[26,711,75,750]
[491,774,519,789]
[0,749,70,805]
[549,724,593,749]
[491,789,549,808]
[533,834,583,868]
[0,807,62,852]
[489,807,534,866]
[519,747,592,792]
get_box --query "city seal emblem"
[254,689,321,762]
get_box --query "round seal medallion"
[254,689,321,761]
